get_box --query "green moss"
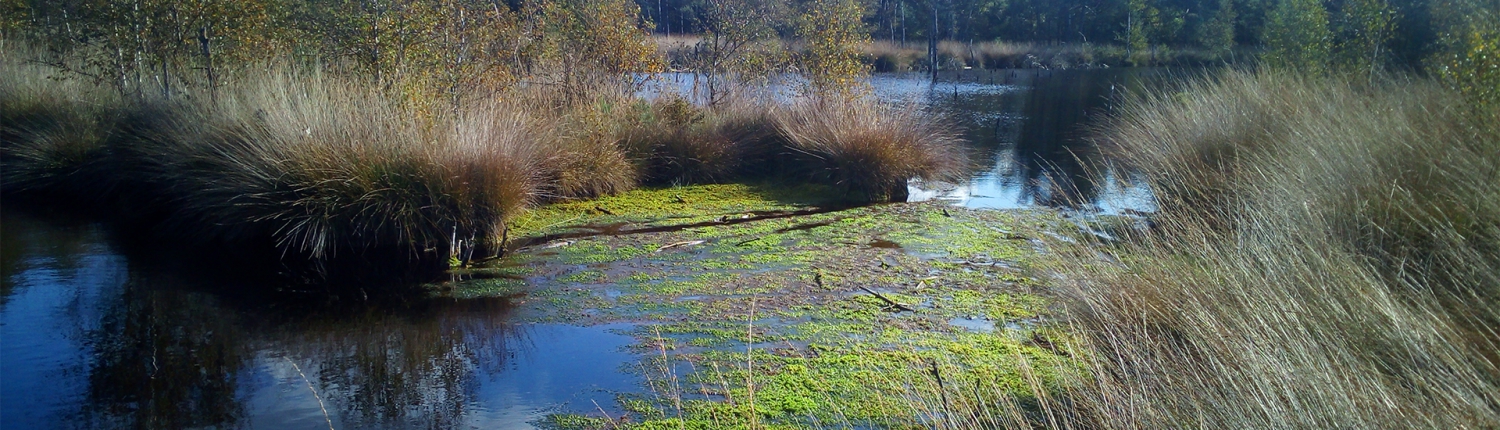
[456,185,1080,425]
[558,269,608,284]
[438,278,527,299]
[509,183,844,240]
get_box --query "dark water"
[644,69,1169,213]
[883,69,1165,213]
[0,209,641,429]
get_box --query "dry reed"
[1043,69,1500,428]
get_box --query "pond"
[0,210,642,429]
[644,68,1170,213]
[2,68,1169,429]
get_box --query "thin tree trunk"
[199,26,216,101]
[929,1,938,82]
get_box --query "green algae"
[508,183,845,240]
[452,184,1082,429]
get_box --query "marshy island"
[2,0,1498,428]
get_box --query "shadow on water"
[0,208,642,429]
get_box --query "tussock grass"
[121,71,543,271]
[620,95,777,185]
[772,98,968,202]
[2,62,545,276]
[1045,70,1500,428]
[3,48,971,281]
[537,107,639,200]
[0,56,125,201]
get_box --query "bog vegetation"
[2,0,1499,427]
[0,0,972,278]
[1033,69,1499,429]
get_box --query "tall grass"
[0,56,125,201]
[128,71,543,271]
[1042,70,1500,427]
[3,50,970,280]
[772,98,968,202]
[1,62,546,276]
[617,95,777,185]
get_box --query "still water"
[3,69,1167,429]
[646,69,1169,213]
[0,210,641,429]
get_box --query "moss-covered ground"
[434,184,1088,429]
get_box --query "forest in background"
[3,0,1497,108]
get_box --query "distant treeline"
[0,0,666,107]
[644,0,1497,69]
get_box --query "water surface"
[0,209,641,429]
[643,69,1170,213]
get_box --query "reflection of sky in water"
[638,70,1160,214]
[0,211,643,430]
[237,324,640,429]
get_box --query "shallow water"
[642,69,1170,213]
[0,209,642,429]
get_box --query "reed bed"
[1029,70,1500,428]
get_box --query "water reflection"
[0,209,641,429]
[891,69,1164,212]
[641,69,1166,212]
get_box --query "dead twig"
[858,286,915,312]
[655,240,705,253]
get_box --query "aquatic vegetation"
[461,190,1075,427]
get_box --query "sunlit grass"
[1034,70,1500,428]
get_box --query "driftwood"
[509,207,842,251]
[654,240,706,253]
[859,286,915,312]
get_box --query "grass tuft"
[1051,69,1500,428]
[0,56,125,202]
[120,70,542,271]
[772,98,968,202]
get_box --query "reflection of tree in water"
[1009,70,1119,209]
[82,274,250,429]
[276,296,521,429]
[934,68,1158,209]
[77,262,521,429]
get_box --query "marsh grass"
[0,56,126,202]
[2,62,547,278]
[772,98,968,202]
[1029,70,1500,428]
[618,95,778,185]
[864,40,1137,72]
[3,51,968,281]
[120,70,543,273]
